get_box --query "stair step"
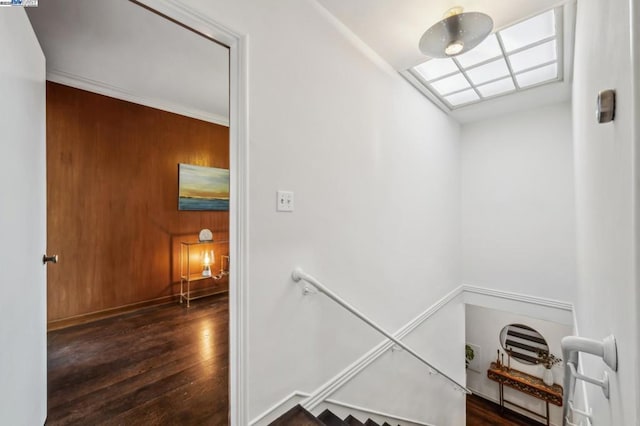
[344,414,366,426]
[381,423,393,426]
[318,409,348,426]
[364,420,381,426]
[269,404,324,426]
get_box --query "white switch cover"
[277,190,294,212]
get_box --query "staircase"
[269,404,397,426]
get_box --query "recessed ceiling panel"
[515,63,558,88]
[409,6,562,111]
[444,89,480,106]
[466,58,510,85]
[508,40,557,73]
[477,77,516,97]
[316,0,564,71]
[414,58,458,81]
[500,9,556,52]
[455,34,502,68]
[429,73,470,96]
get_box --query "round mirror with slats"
[499,324,549,365]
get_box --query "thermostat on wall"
[199,228,213,242]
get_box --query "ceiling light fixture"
[419,6,493,58]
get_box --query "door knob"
[43,254,59,265]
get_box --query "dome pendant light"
[419,6,493,58]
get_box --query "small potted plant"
[465,344,475,369]
[538,351,562,386]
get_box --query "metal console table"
[179,240,229,307]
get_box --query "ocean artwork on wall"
[178,163,229,211]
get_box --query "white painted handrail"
[291,267,471,394]
[561,335,617,426]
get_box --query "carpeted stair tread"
[364,420,381,426]
[344,414,366,426]
[318,409,348,426]
[269,404,324,426]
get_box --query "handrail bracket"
[561,334,617,425]
[293,268,318,295]
[568,362,610,399]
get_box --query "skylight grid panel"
[466,58,509,85]
[455,34,502,68]
[508,40,557,73]
[500,9,556,52]
[429,73,470,96]
[476,77,515,98]
[515,63,558,87]
[444,89,479,107]
[413,58,458,81]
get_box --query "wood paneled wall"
[46,82,229,323]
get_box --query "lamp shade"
[419,11,493,58]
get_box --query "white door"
[0,8,47,425]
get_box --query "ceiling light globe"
[419,11,493,58]
[445,40,464,56]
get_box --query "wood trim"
[47,295,176,331]
[47,279,227,333]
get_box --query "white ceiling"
[26,0,229,126]
[316,0,576,122]
[316,0,570,70]
[26,0,574,125]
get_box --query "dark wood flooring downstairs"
[466,394,544,426]
[46,294,229,425]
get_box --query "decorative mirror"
[499,324,549,365]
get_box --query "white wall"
[572,0,638,424]
[461,102,576,302]
[465,304,572,426]
[329,298,467,425]
[178,0,464,421]
[0,8,47,426]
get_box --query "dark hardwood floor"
[46,294,229,425]
[466,394,544,426]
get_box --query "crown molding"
[46,68,229,127]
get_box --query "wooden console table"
[487,362,563,426]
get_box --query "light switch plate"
[277,190,294,212]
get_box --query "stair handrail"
[561,335,617,426]
[292,267,471,394]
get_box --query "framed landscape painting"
[178,163,229,211]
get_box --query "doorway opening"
[26,0,247,423]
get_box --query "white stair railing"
[561,335,617,426]
[292,267,471,394]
